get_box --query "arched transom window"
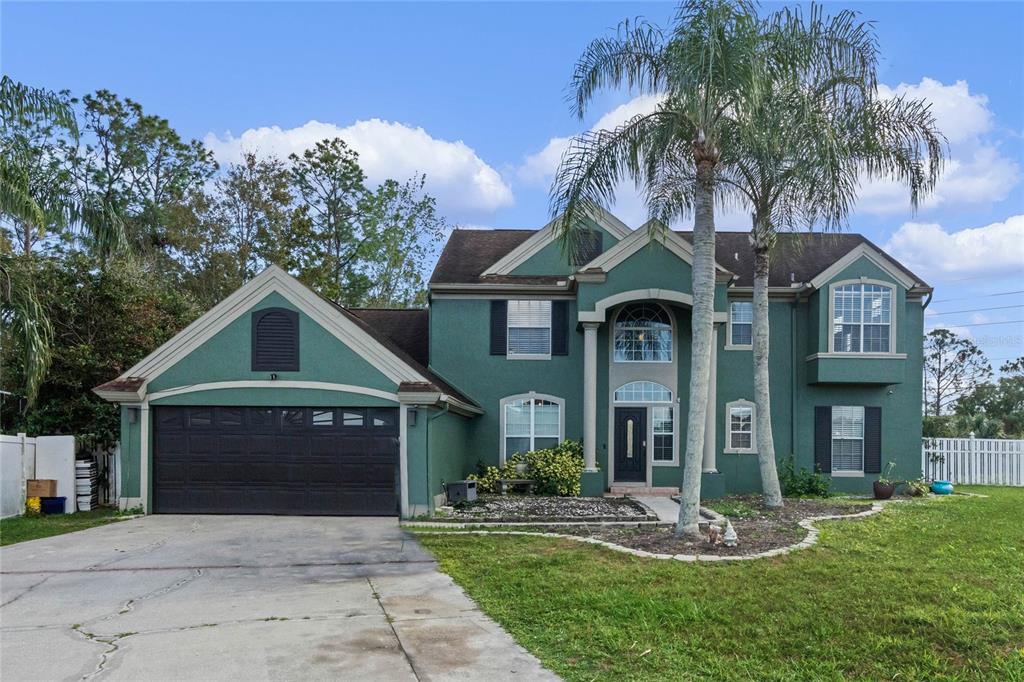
[614,381,673,403]
[614,304,672,362]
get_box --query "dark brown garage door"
[152,406,399,515]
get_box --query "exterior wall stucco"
[509,217,623,277]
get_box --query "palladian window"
[613,304,672,362]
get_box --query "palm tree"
[551,0,761,537]
[1,77,123,403]
[708,6,943,506]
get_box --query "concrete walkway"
[634,496,680,523]
[1,515,558,681]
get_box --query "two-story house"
[96,208,928,517]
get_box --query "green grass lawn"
[0,508,128,546]
[416,487,1024,681]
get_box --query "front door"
[614,407,646,482]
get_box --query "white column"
[703,323,718,473]
[140,403,150,513]
[583,322,600,472]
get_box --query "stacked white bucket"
[75,459,98,511]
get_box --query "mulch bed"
[439,495,655,522]
[550,497,874,556]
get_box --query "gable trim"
[115,265,428,396]
[808,243,917,290]
[481,206,632,276]
[581,221,733,276]
[147,381,401,404]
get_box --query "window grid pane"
[614,304,672,362]
[653,407,673,462]
[729,405,754,451]
[614,381,672,402]
[504,398,562,456]
[833,284,892,354]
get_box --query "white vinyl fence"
[0,433,76,517]
[922,434,1024,487]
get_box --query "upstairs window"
[507,300,552,358]
[614,304,672,362]
[251,307,299,371]
[832,283,893,353]
[729,301,753,347]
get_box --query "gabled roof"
[94,266,478,412]
[481,207,633,276]
[683,231,927,289]
[581,220,733,278]
[431,224,928,290]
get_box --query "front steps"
[606,486,679,497]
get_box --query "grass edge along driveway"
[1,508,127,546]
[416,488,1024,681]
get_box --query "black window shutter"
[490,300,507,355]
[551,300,569,355]
[864,406,882,473]
[251,308,299,371]
[814,406,832,474]
[571,229,603,266]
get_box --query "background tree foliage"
[922,328,991,417]
[1,82,448,441]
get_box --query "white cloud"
[877,78,991,144]
[517,93,665,186]
[884,214,1024,281]
[857,78,1019,215]
[204,119,513,219]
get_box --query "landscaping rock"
[440,495,654,522]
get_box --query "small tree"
[956,357,1024,437]
[923,329,991,416]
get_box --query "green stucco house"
[96,208,929,517]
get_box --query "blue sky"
[3,1,1023,367]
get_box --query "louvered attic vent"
[251,308,299,371]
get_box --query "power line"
[931,290,1024,303]
[927,304,1024,317]
[930,319,1024,329]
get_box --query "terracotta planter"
[873,481,895,500]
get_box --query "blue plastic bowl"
[931,480,954,495]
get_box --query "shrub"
[467,441,585,496]
[778,456,831,497]
[524,440,585,496]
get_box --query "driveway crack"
[0,574,52,608]
[367,576,421,681]
[70,568,204,680]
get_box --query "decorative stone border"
[404,519,668,529]
[409,503,885,562]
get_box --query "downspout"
[425,401,451,511]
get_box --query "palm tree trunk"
[752,237,783,507]
[676,148,716,538]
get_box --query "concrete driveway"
[0,516,557,681]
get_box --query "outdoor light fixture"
[127,407,139,424]
[408,408,418,426]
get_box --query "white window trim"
[613,381,673,403]
[725,300,753,351]
[499,392,565,464]
[650,405,678,466]
[830,405,865,476]
[612,302,674,364]
[507,300,552,360]
[827,279,897,355]
[724,399,757,454]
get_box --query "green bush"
[778,456,831,497]
[467,440,585,496]
[524,440,585,496]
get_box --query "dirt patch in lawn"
[550,497,874,556]
[439,495,655,522]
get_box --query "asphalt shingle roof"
[430,228,927,288]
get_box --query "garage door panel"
[153,406,399,515]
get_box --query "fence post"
[969,431,977,484]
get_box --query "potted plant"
[873,461,897,500]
